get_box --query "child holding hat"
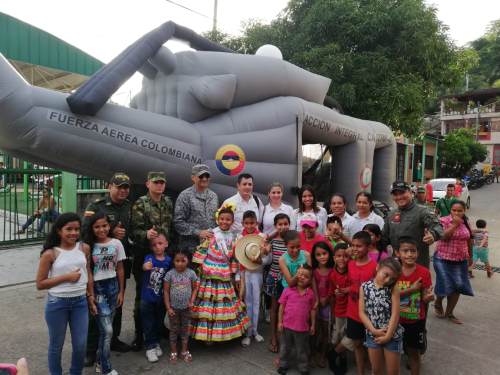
[235,210,269,347]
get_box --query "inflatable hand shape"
[0,22,395,206]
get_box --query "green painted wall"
[0,12,103,75]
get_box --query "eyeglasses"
[197,173,210,179]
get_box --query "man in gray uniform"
[382,180,444,269]
[413,186,434,210]
[173,164,219,254]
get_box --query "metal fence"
[0,169,62,247]
[77,176,107,190]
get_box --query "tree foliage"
[439,128,488,177]
[203,0,477,136]
[467,19,500,89]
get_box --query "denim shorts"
[264,272,284,297]
[365,334,404,354]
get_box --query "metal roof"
[0,12,104,92]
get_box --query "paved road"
[1,184,499,374]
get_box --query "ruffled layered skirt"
[189,253,251,341]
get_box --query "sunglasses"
[197,173,210,179]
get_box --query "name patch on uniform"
[405,216,414,221]
[393,214,401,222]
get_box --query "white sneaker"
[156,343,163,357]
[146,348,159,363]
[255,334,265,343]
[265,309,271,324]
[102,371,118,375]
[241,336,251,347]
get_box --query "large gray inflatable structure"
[0,21,395,206]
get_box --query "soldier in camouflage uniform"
[81,173,133,366]
[414,186,434,210]
[383,181,443,269]
[129,172,173,351]
[173,164,219,254]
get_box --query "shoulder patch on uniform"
[85,211,95,216]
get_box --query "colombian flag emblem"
[215,145,246,176]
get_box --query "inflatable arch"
[0,21,395,206]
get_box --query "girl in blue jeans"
[36,213,97,375]
[84,213,125,375]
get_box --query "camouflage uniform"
[173,185,219,253]
[413,197,434,210]
[129,175,173,334]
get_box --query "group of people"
[34,164,485,375]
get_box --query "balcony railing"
[442,102,500,116]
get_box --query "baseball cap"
[147,172,166,182]
[416,186,426,193]
[300,212,318,227]
[390,180,410,193]
[110,173,131,187]
[192,164,211,177]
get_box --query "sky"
[1,0,499,104]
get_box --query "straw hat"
[235,234,264,270]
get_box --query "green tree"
[439,128,488,177]
[205,0,477,136]
[466,19,500,89]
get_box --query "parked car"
[430,178,470,208]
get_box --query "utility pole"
[475,101,481,142]
[213,0,218,31]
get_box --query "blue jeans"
[45,294,88,375]
[23,211,58,232]
[141,299,166,350]
[94,278,119,374]
[365,334,404,354]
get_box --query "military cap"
[390,180,410,193]
[110,173,131,187]
[192,164,211,177]
[147,172,166,182]
[416,186,427,193]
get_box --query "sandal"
[169,352,178,364]
[181,351,193,362]
[318,361,326,368]
[269,340,279,353]
[446,315,462,324]
[433,304,445,318]
[488,271,494,278]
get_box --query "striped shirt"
[268,238,287,277]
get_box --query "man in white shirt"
[222,173,264,234]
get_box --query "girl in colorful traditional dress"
[189,203,251,343]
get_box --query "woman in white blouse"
[290,185,328,235]
[261,182,294,235]
[328,193,360,238]
[353,192,385,230]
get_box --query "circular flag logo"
[360,163,372,188]
[215,145,246,176]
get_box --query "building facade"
[440,88,500,167]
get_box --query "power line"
[164,0,246,35]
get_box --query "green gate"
[0,169,62,246]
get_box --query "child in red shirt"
[327,243,353,374]
[299,212,330,254]
[332,231,376,375]
[395,236,435,375]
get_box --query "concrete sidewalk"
[1,184,500,374]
